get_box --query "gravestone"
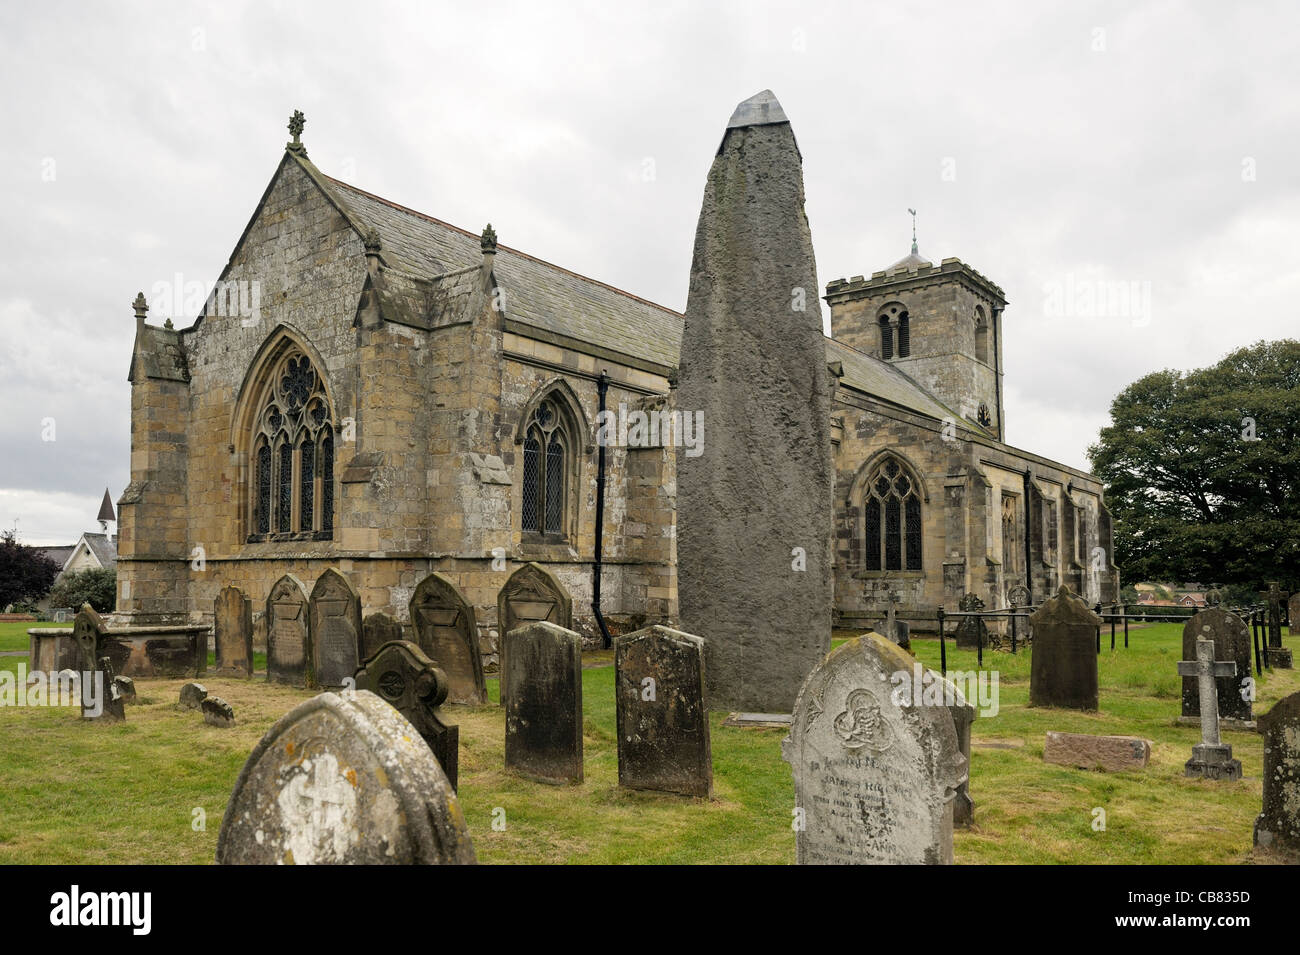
[179,682,208,709]
[676,90,833,713]
[497,562,572,706]
[266,574,312,687]
[361,612,404,663]
[953,593,988,650]
[782,633,964,864]
[1029,586,1100,710]
[113,675,136,704]
[504,621,583,785]
[354,641,460,789]
[83,656,126,722]
[410,573,487,705]
[1290,593,1300,636]
[1254,691,1300,851]
[933,671,976,827]
[879,597,911,652]
[216,690,476,865]
[1263,582,1293,669]
[203,697,235,727]
[1180,608,1253,727]
[214,585,254,678]
[615,626,712,798]
[310,569,362,689]
[1043,732,1151,772]
[73,604,108,673]
[1179,636,1242,780]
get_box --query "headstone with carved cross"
[879,589,910,651]
[1262,582,1292,669]
[1178,637,1243,780]
[954,593,987,649]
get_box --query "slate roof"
[322,174,683,368]
[40,545,75,571]
[826,338,975,426]
[81,533,118,571]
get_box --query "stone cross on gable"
[1177,636,1243,779]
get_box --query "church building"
[114,112,1118,655]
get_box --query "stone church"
[114,112,1118,655]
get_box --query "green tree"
[1088,339,1300,593]
[47,567,117,614]
[0,529,61,609]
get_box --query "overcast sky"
[2,1,1297,545]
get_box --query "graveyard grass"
[0,621,1297,864]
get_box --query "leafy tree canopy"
[47,567,117,614]
[0,528,61,609]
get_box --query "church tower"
[825,221,1007,439]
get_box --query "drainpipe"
[1023,467,1034,606]
[992,305,1004,439]
[592,371,613,649]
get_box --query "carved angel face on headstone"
[833,689,895,753]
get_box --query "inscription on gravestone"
[1029,586,1100,711]
[214,584,254,678]
[497,563,572,705]
[615,626,712,798]
[410,573,487,705]
[783,633,964,864]
[504,621,583,785]
[216,691,476,865]
[310,569,362,689]
[266,574,311,688]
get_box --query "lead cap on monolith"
[719,89,799,155]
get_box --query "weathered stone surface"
[72,604,108,674]
[410,572,486,705]
[497,562,572,706]
[83,657,126,722]
[214,584,254,678]
[1289,593,1300,636]
[216,690,476,864]
[504,621,583,784]
[1181,608,1253,725]
[1254,691,1300,851]
[361,611,404,663]
[113,675,136,703]
[933,670,976,826]
[953,593,988,649]
[676,90,833,713]
[1043,732,1151,772]
[309,569,362,689]
[782,633,964,864]
[111,627,209,679]
[354,640,460,789]
[1029,587,1100,710]
[266,574,312,687]
[28,627,79,674]
[615,625,712,798]
[1179,636,1242,781]
[202,696,236,727]
[179,682,208,709]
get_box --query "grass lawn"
[0,621,1296,864]
[0,620,67,654]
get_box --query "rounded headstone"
[202,696,235,727]
[217,690,476,865]
[179,682,208,709]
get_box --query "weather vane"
[908,208,918,254]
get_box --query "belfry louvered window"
[862,456,923,572]
[878,315,893,359]
[521,398,571,537]
[249,350,334,540]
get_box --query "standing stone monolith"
[1029,586,1100,710]
[676,89,833,713]
[504,621,583,785]
[1179,636,1242,780]
[782,633,964,864]
[216,690,476,865]
[1254,691,1300,851]
[214,585,254,678]
[1180,608,1253,727]
[615,625,712,798]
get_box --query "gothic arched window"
[248,350,334,540]
[521,398,574,537]
[878,303,909,360]
[861,456,923,572]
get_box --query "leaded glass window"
[248,347,334,540]
[861,456,923,572]
[520,395,577,538]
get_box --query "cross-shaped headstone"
[1177,637,1242,779]
[1260,581,1293,668]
